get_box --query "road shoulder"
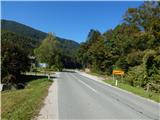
[77,71,159,104]
[36,72,59,120]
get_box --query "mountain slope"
[1,30,37,55]
[1,19,80,57]
[1,19,47,41]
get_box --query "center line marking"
[70,74,98,93]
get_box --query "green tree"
[55,54,63,71]
[2,40,31,83]
[77,29,104,71]
[77,1,160,92]
[124,1,160,48]
[34,33,63,70]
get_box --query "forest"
[1,20,80,84]
[78,1,160,92]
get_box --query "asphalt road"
[57,71,159,120]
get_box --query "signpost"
[112,70,124,86]
[112,70,124,75]
[48,73,50,80]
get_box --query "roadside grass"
[1,77,53,120]
[85,71,159,103]
[104,79,160,103]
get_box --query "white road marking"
[70,74,97,93]
[78,79,98,93]
[77,71,159,105]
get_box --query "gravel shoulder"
[36,72,59,120]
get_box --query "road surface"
[56,71,159,120]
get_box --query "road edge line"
[77,71,159,105]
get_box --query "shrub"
[124,65,147,87]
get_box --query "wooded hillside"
[77,1,160,92]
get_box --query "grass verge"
[1,77,53,120]
[85,71,159,102]
[104,79,160,103]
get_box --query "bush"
[124,65,147,87]
[50,65,58,71]
[125,49,160,92]
[126,50,143,67]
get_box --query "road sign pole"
[112,69,125,86]
[115,80,118,86]
[48,73,50,80]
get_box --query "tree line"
[1,32,80,84]
[77,1,160,92]
[1,31,32,84]
[34,33,81,71]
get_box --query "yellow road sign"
[112,70,124,75]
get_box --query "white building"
[38,63,48,68]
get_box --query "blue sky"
[1,1,143,43]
